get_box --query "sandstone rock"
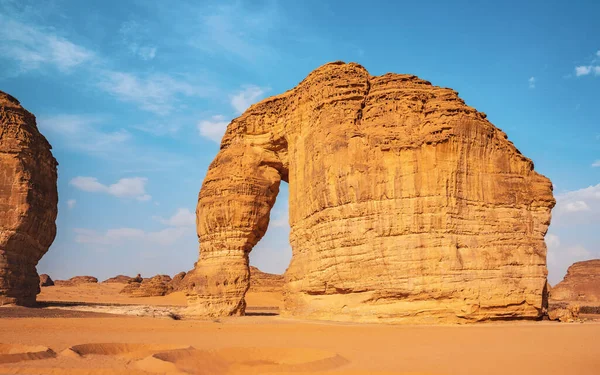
[186,62,555,322]
[249,266,284,292]
[0,91,58,306]
[102,275,133,284]
[54,276,98,287]
[120,275,173,297]
[550,260,600,304]
[169,272,187,291]
[547,302,580,323]
[39,274,54,287]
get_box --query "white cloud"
[528,76,535,89]
[74,226,188,246]
[575,65,600,77]
[593,160,600,167]
[564,200,591,212]
[553,183,600,223]
[198,115,229,143]
[97,71,197,115]
[67,199,76,209]
[70,176,151,201]
[154,208,195,227]
[230,86,267,114]
[575,66,592,76]
[0,14,94,73]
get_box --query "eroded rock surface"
[249,266,284,292]
[550,260,600,304]
[187,62,555,323]
[102,275,133,284]
[54,276,98,287]
[120,275,173,297]
[0,91,58,306]
[548,260,600,320]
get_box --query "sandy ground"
[1,284,599,374]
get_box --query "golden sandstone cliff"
[186,62,556,323]
[0,91,58,306]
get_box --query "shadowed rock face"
[187,62,555,323]
[0,91,58,306]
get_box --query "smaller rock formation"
[102,275,133,284]
[54,276,98,287]
[39,274,54,287]
[548,259,600,321]
[550,260,600,303]
[547,302,580,322]
[249,267,284,292]
[169,272,187,291]
[120,275,173,297]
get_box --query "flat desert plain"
[0,283,598,375]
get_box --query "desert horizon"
[1,0,599,374]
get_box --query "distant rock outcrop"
[169,272,187,291]
[39,274,54,287]
[186,61,555,323]
[550,260,600,303]
[120,275,173,297]
[54,276,98,287]
[102,275,133,284]
[0,91,58,306]
[249,267,284,292]
[548,259,600,321]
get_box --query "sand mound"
[138,347,348,374]
[68,343,190,360]
[0,344,55,364]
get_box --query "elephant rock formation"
[0,91,58,306]
[187,62,555,323]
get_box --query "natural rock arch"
[186,62,555,323]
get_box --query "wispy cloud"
[153,208,195,227]
[67,199,76,209]
[70,176,151,201]
[553,183,600,222]
[119,20,158,61]
[188,2,280,63]
[528,76,535,89]
[97,71,198,115]
[197,115,229,143]
[0,14,95,74]
[231,85,268,114]
[592,160,600,167]
[38,114,130,155]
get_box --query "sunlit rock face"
[186,62,555,323]
[0,91,58,306]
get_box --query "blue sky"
[0,0,598,284]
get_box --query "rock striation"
[0,91,58,306]
[550,260,600,304]
[249,266,284,292]
[548,259,600,321]
[186,62,555,323]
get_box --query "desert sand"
[1,283,599,374]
